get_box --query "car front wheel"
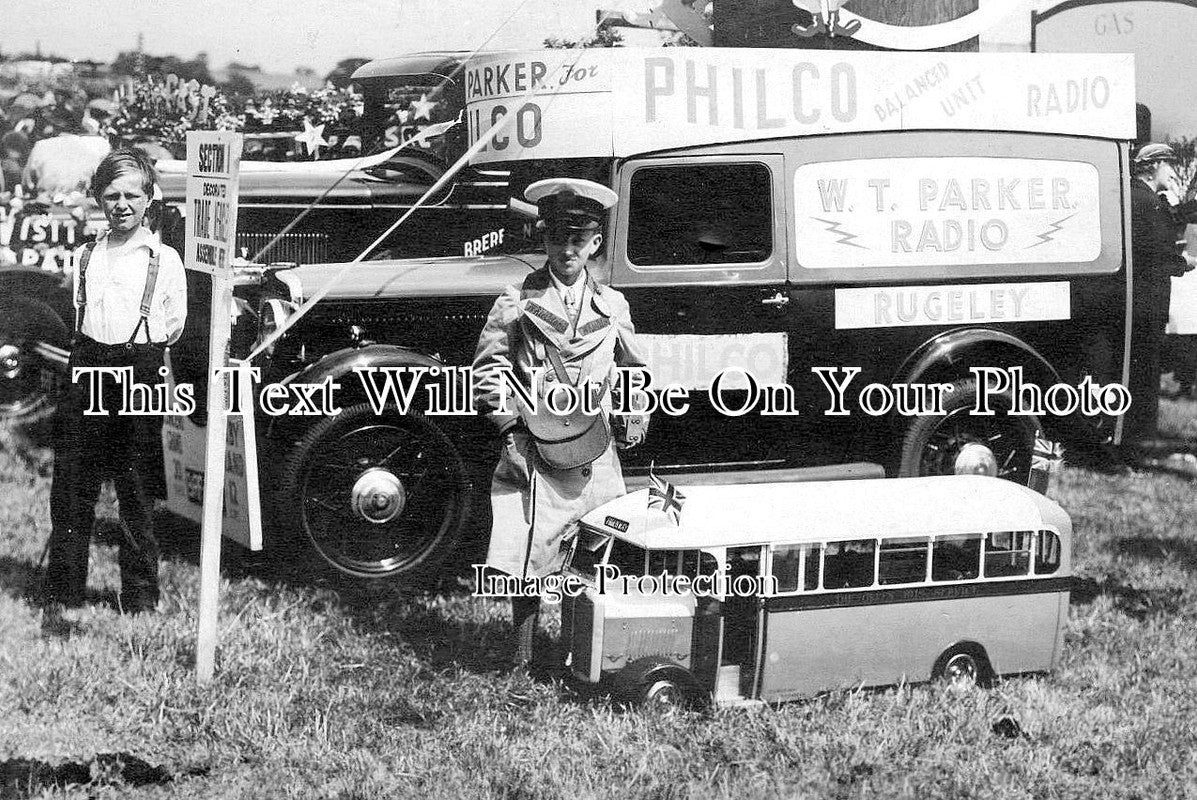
[275,404,473,581]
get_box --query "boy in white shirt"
[44,149,186,613]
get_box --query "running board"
[624,461,885,489]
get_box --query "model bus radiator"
[236,232,329,265]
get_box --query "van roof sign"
[464,49,1135,164]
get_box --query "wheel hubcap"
[350,467,406,524]
[0,343,22,380]
[953,441,998,477]
[646,680,683,705]
[945,653,978,683]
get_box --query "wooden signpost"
[182,130,246,683]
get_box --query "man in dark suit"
[1125,143,1196,455]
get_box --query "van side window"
[771,544,803,593]
[1034,530,1062,575]
[879,537,930,585]
[984,531,1033,578]
[932,534,981,581]
[822,539,876,589]
[627,163,773,266]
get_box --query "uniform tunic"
[473,266,647,578]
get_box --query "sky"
[0,0,659,75]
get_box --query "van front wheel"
[898,377,1039,485]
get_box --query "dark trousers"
[1126,315,1167,444]
[45,337,164,609]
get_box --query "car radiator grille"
[237,232,329,265]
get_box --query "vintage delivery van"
[560,474,1072,705]
[163,48,1133,584]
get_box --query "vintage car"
[557,474,1072,706]
[0,52,528,427]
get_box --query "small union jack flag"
[648,465,686,524]
[1031,434,1064,473]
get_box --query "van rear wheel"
[898,377,1039,485]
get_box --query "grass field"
[1,405,1196,799]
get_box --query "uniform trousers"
[45,336,164,610]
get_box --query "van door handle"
[761,292,790,307]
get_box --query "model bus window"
[879,536,931,585]
[648,548,683,576]
[1034,530,1062,575]
[681,549,720,579]
[931,534,982,581]
[822,539,876,590]
[803,545,821,591]
[569,528,612,580]
[626,163,773,267]
[984,530,1034,578]
[771,544,803,593]
[608,537,648,577]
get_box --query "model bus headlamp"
[255,298,298,356]
[954,441,998,477]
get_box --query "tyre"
[0,296,69,424]
[275,403,473,581]
[622,663,701,709]
[898,377,1040,485]
[933,643,993,687]
[639,677,690,707]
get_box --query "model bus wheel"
[640,678,689,707]
[898,377,1039,485]
[934,644,992,687]
[276,404,472,581]
[0,297,68,424]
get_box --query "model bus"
[561,474,1072,706]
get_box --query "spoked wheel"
[899,378,1039,485]
[0,297,68,424]
[277,404,472,581]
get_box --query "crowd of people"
[0,87,117,198]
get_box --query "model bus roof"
[580,475,1071,551]
[463,48,1136,164]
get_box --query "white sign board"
[162,377,262,551]
[639,333,788,390]
[834,281,1072,330]
[184,131,242,276]
[1034,1,1197,140]
[794,157,1103,269]
[466,49,1137,164]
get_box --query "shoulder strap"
[127,250,161,345]
[544,344,571,385]
[139,250,161,318]
[74,243,95,333]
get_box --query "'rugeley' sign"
[465,49,1135,164]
